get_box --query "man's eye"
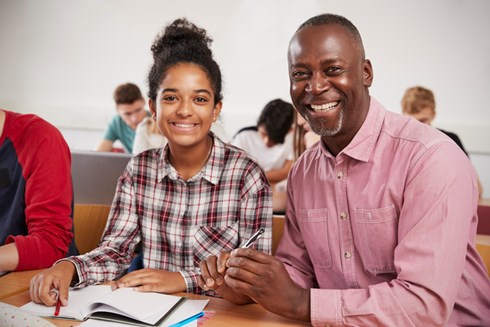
[326,67,342,75]
[291,71,309,80]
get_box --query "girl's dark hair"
[147,18,223,104]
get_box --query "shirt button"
[344,251,352,259]
[337,172,343,179]
[340,212,348,220]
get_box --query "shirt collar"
[157,132,224,185]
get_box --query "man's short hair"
[113,83,144,105]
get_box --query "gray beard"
[307,110,344,137]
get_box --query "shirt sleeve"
[7,120,74,270]
[276,174,318,289]
[180,162,273,294]
[103,116,119,142]
[237,175,273,255]
[132,117,150,154]
[66,165,139,287]
[285,133,295,161]
[282,143,480,326]
[230,132,245,149]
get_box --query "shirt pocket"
[298,208,332,269]
[193,223,239,266]
[353,205,398,274]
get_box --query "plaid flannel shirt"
[68,134,272,294]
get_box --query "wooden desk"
[476,234,490,278]
[0,269,42,300]
[1,290,309,327]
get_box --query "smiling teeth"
[175,123,195,128]
[310,101,339,112]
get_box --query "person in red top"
[0,109,76,272]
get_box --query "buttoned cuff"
[180,270,200,293]
[311,288,342,327]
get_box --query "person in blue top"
[96,83,149,153]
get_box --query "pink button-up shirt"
[276,97,490,326]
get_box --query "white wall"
[1,0,489,196]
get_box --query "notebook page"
[21,285,112,320]
[89,287,183,324]
[78,300,207,327]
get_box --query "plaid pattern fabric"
[69,134,272,294]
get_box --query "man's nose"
[306,74,330,95]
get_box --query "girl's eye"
[195,97,208,103]
[162,95,177,101]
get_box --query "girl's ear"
[149,99,157,119]
[212,101,222,122]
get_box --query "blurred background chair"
[272,215,285,255]
[477,205,490,235]
[73,204,111,254]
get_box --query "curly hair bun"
[147,17,223,103]
[151,18,213,60]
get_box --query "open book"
[21,285,207,327]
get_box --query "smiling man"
[199,13,490,326]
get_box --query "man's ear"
[363,59,373,87]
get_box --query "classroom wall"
[1,0,489,196]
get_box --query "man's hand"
[224,248,310,322]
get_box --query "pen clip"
[242,228,265,248]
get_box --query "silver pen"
[241,228,265,248]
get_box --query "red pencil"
[54,296,62,316]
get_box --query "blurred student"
[96,83,149,153]
[132,115,167,154]
[293,111,320,160]
[270,110,321,213]
[402,85,484,198]
[231,99,295,184]
[29,18,271,307]
[0,109,76,273]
